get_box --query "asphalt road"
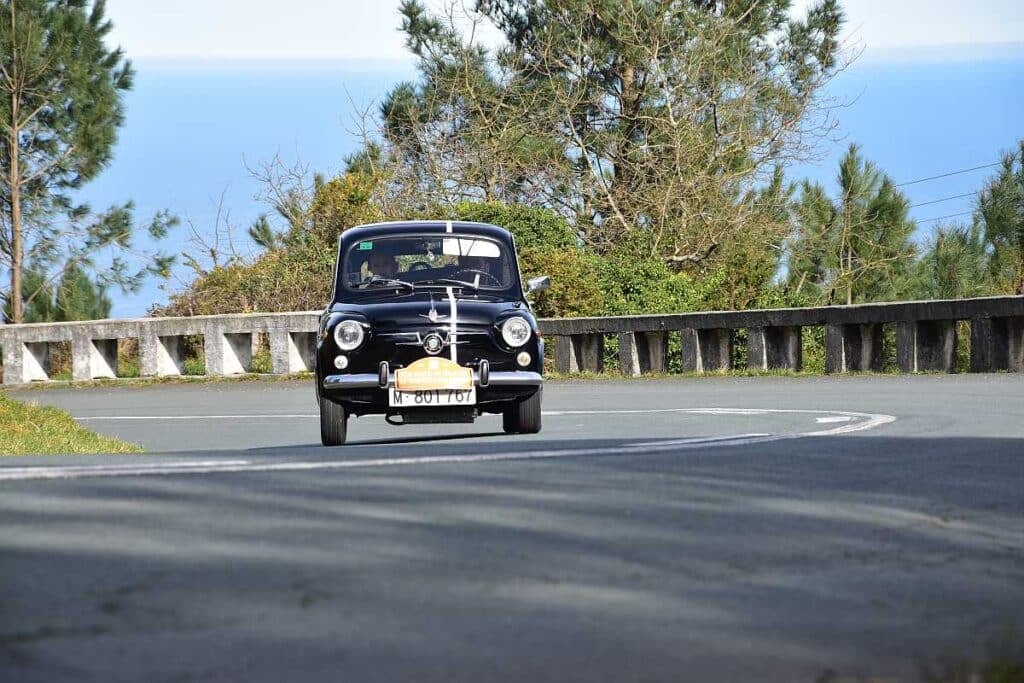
[1,375,1023,681]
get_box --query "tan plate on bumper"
[394,357,474,391]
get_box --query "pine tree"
[0,0,175,323]
[1,263,54,322]
[1,261,110,321]
[54,264,111,321]
[977,140,1024,294]
[366,0,844,273]
[915,222,992,300]
[787,144,917,304]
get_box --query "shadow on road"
[1,435,1022,682]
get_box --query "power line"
[896,162,1002,188]
[918,210,974,224]
[910,192,975,208]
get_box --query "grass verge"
[0,394,143,455]
[1,371,315,392]
[542,368,908,381]
[2,366,964,393]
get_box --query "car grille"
[357,325,515,371]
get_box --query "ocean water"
[70,55,1024,317]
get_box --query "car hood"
[330,297,530,331]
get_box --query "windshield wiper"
[418,277,480,291]
[359,276,416,291]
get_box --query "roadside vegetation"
[2,2,1022,383]
[156,2,1023,327]
[0,394,141,455]
[1,0,177,326]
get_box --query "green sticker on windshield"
[357,241,374,250]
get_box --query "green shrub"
[162,243,335,316]
[802,325,826,374]
[251,339,272,374]
[598,252,724,315]
[303,172,386,248]
[163,194,785,338]
[956,320,971,373]
[184,356,206,376]
[519,247,605,318]
[453,202,577,250]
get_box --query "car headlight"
[500,316,532,348]
[333,320,365,351]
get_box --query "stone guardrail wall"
[0,297,1021,385]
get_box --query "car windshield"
[342,234,514,292]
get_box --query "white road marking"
[0,433,812,482]
[78,408,887,422]
[0,460,248,476]
[81,414,317,421]
[0,408,896,483]
[632,433,772,448]
[803,411,896,436]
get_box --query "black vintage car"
[315,220,550,445]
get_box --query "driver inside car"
[365,248,398,280]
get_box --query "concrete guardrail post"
[618,332,640,377]
[970,316,1024,372]
[204,323,252,376]
[554,336,575,373]
[641,331,668,374]
[139,331,186,377]
[71,331,118,381]
[897,320,957,373]
[2,340,50,384]
[269,330,316,374]
[825,323,884,373]
[747,326,802,371]
[617,331,668,376]
[681,328,731,373]
[555,334,604,373]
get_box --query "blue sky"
[72,2,1024,316]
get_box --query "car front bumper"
[322,370,542,391]
[321,370,541,414]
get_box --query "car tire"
[320,397,348,446]
[503,388,542,434]
[502,409,517,434]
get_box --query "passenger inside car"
[458,255,491,273]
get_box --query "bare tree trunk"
[846,248,853,306]
[842,203,853,306]
[9,5,23,324]
[10,158,22,324]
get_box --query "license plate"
[389,387,477,407]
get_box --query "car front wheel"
[502,388,542,434]
[320,397,348,446]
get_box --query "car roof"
[338,220,514,246]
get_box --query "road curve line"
[0,434,780,482]
[0,460,251,478]
[631,433,772,448]
[0,409,895,483]
[77,408,889,422]
[79,414,319,420]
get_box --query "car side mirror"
[526,275,550,296]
